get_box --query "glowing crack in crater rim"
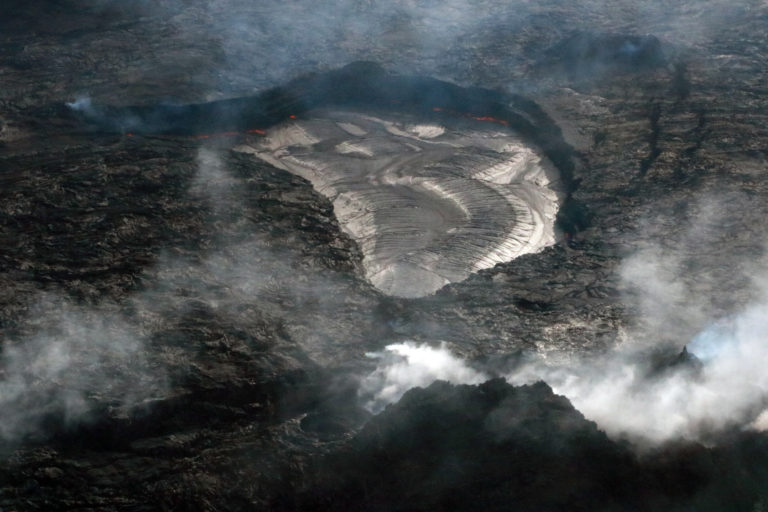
[236,110,564,298]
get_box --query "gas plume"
[359,342,488,413]
[0,295,165,443]
[362,194,768,445]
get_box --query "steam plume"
[505,302,768,443]
[360,342,487,413]
[0,295,165,443]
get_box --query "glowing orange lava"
[431,106,509,126]
[473,116,509,126]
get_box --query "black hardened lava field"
[2,2,768,511]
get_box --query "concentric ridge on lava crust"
[237,110,563,297]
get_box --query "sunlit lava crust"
[236,110,562,297]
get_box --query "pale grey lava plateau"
[236,110,562,297]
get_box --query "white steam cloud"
[361,193,768,445]
[361,322,768,445]
[360,342,487,413]
[65,96,94,113]
[0,295,166,443]
[505,299,768,443]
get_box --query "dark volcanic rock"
[541,32,667,78]
[284,379,768,512]
[289,379,646,512]
[2,0,768,510]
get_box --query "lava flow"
[432,107,510,126]
[193,126,271,140]
[239,109,561,298]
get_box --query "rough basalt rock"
[2,0,768,510]
[284,379,768,511]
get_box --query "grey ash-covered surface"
[2,0,768,510]
[240,110,562,298]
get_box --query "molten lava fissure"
[431,107,510,126]
[473,116,509,126]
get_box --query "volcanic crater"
[70,63,574,298]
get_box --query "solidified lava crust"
[70,63,580,297]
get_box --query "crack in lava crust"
[236,110,563,298]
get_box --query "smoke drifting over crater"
[0,295,166,444]
[503,304,768,444]
[54,11,768,450]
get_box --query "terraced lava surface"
[238,110,561,297]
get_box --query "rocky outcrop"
[289,379,645,511]
[285,379,768,511]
